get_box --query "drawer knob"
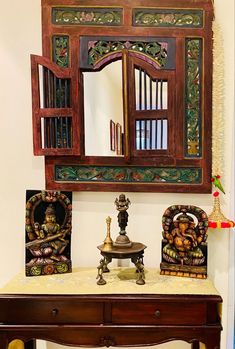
[155,310,161,318]
[51,308,59,316]
[99,336,116,347]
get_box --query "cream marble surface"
[0,267,219,295]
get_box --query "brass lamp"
[102,216,114,251]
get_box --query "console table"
[0,268,222,349]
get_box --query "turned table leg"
[0,334,8,349]
[205,342,220,349]
[191,341,200,349]
[96,256,112,285]
[204,332,221,349]
[131,255,145,285]
[25,340,36,349]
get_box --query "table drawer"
[112,301,206,325]
[0,299,103,324]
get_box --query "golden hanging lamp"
[208,175,235,229]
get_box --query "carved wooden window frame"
[31,0,214,193]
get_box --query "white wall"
[0,1,234,349]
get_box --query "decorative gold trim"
[52,6,123,9]
[93,49,162,69]
[212,22,224,176]
[94,50,122,67]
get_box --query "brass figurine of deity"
[113,194,132,247]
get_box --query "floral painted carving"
[55,165,202,184]
[53,36,69,68]
[134,9,203,28]
[88,40,168,68]
[185,39,202,157]
[52,8,122,25]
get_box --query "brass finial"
[106,216,112,226]
[103,216,113,251]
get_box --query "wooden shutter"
[128,56,175,163]
[31,55,80,156]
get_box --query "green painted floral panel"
[88,40,168,68]
[55,165,202,184]
[185,38,202,157]
[133,9,203,28]
[52,7,122,26]
[52,36,69,68]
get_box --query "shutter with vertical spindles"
[31,55,80,156]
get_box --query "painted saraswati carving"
[25,190,72,276]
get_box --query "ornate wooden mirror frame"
[31,0,214,192]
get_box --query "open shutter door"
[31,55,80,156]
[128,55,175,163]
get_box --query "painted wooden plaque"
[25,190,72,276]
[160,205,208,279]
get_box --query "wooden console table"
[0,268,222,349]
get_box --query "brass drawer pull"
[51,308,59,316]
[155,310,161,318]
[99,336,116,347]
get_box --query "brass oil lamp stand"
[96,195,146,286]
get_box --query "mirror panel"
[83,60,124,157]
